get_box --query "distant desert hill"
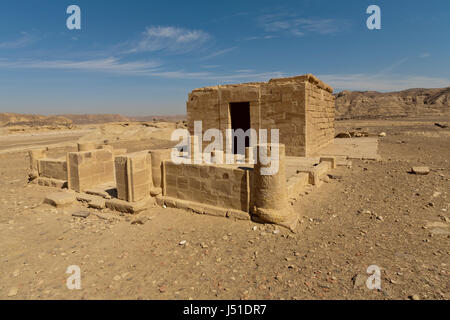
[335,87,450,119]
[60,114,130,125]
[0,112,186,128]
[0,113,73,127]
[130,114,186,122]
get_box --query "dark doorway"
[229,102,251,154]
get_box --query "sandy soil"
[0,119,448,300]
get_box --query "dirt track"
[0,120,448,300]
[0,130,91,154]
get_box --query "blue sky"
[0,0,449,116]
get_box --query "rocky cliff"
[335,87,450,119]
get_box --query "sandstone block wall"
[67,149,115,192]
[163,162,251,212]
[115,151,152,202]
[305,80,335,156]
[186,74,334,157]
[38,159,68,181]
[260,79,306,156]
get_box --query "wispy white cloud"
[201,65,221,69]
[418,52,431,58]
[200,47,237,60]
[127,26,211,54]
[259,13,346,37]
[242,35,277,41]
[0,57,284,82]
[318,73,450,92]
[0,32,35,49]
[377,57,409,75]
[0,57,161,75]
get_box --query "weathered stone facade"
[186,74,335,156]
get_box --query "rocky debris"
[28,171,38,182]
[131,217,147,225]
[335,131,370,138]
[85,188,112,199]
[88,198,106,210]
[411,167,430,175]
[327,174,343,180]
[434,123,448,129]
[335,132,352,138]
[409,294,420,300]
[76,193,96,204]
[179,240,187,246]
[72,210,91,218]
[378,132,387,137]
[44,192,75,208]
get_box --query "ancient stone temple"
[186,74,335,157]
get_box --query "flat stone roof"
[191,73,333,94]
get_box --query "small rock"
[179,240,187,246]
[7,287,18,297]
[378,132,386,137]
[131,217,146,225]
[273,229,280,234]
[113,275,121,281]
[410,294,420,300]
[411,167,430,175]
[252,226,258,231]
[432,191,442,198]
[335,132,352,138]
[72,210,90,218]
[88,198,106,210]
[44,192,75,208]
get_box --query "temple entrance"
[229,102,251,154]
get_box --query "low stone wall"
[67,149,115,192]
[38,158,67,181]
[163,161,251,212]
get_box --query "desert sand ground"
[0,118,448,300]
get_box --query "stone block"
[411,167,430,175]
[44,192,75,208]
[105,198,152,214]
[320,156,337,169]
